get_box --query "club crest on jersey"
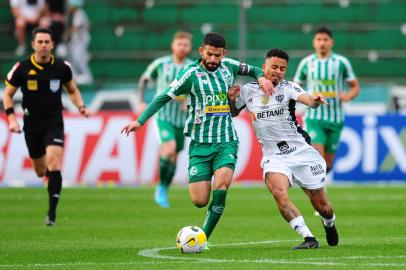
[50,79,60,92]
[275,95,284,103]
[261,95,270,105]
[220,68,233,86]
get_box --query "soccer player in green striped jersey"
[137,32,193,208]
[122,32,274,240]
[294,26,360,174]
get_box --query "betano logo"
[204,93,228,104]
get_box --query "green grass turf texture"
[0,185,405,270]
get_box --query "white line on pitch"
[137,239,406,267]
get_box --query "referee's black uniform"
[5,54,73,222]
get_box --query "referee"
[3,27,90,226]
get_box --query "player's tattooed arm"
[228,85,244,117]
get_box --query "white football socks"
[322,213,336,228]
[289,216,314,238]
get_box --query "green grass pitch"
[1,185,405,269]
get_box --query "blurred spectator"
[10,0,46,56]
[40,0,67,56]
[68,0,93,84]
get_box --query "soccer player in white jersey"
[229,49,339,249]
[294,26,360,175]
[137,32,193,208]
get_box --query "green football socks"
[159,157,176,188]
[203,189,227,239]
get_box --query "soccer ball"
[176,226,207,253]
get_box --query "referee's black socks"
[47,170,62,220]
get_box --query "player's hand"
[227,85,240,102]
[79,106,91,118]
[258,77,275,96]
[339,92,352,102]
[136,102,147,114]
[314,94,328,106]
[8,119,22,134]
[121,120,142,136]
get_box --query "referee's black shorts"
[23,113,64,159]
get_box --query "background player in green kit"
[294,26,360,174]
[122,32,274,240]
[137,32,193,208]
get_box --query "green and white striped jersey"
[293,52,356,124]
[143,55,193,128]
[164,58,261,143]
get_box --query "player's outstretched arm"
[228,58,274,96]
[121,92,172,136]
[237,64,274,96]
[3,85,21,133]
[297,93,328,108]
[121,120,142,136]
[64,80,91,117]
[123,66,193,135]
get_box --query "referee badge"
[27,80,38,91]
[50,79,60,92]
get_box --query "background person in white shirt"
[10,0,46,56]
[229,49,338,250]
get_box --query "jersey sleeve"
[165,67,194,99]
[142,58,160,80]
[293,58,308,84]
[341,57,357,81]
[223,58,264,79]
[62,61,73,84]
[137,93,172,125]
[293,59,307,84]
[288,82,306,101]
[5,62,22,89]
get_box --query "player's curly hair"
[203,32,226,48]
[266,49,289,62]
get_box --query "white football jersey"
[236,80,312,156]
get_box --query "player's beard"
[201,58,220,72]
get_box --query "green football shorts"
[155,119,185,153]
[305,118,344,154]
[188,140,239,183]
